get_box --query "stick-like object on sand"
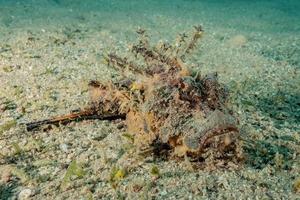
[25,109,126,131]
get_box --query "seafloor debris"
[26,26,243,165]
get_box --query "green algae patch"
[294,177,300,193]
[12,167,31,184]
[60,160,86,190]
[11,142,22,155]
[109,166,127,189]
[0,120,17,135]
[150,165,160,178]
[3,65,14,72]
[0,99,17,111]
[122,133,135,143]
[0,165,31,184]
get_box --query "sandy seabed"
[0,0,299,199]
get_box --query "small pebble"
[1,167,12,183]
[18,188,33,200]
[227,35,248,48]
[60,143,69,153]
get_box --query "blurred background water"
[0,0,299,34]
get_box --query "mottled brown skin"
[26,26,242,165]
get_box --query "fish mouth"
[182,110,239,154]
[183,125,239,153]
